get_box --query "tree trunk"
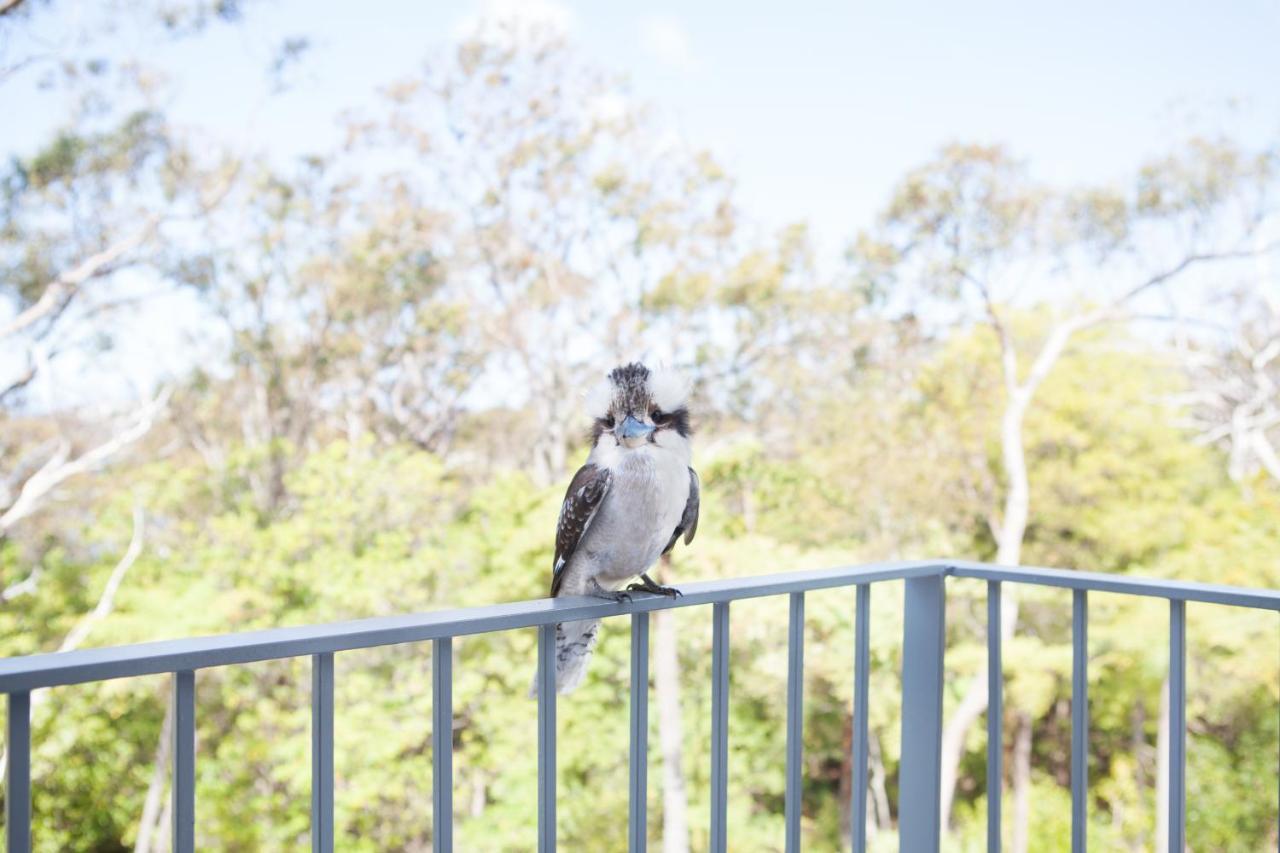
[1128,698,1148,852]
[135,698,174,853]
[838,713,853,849]
[938,395,1029,828]
[0,505,145,770]
[836,713,883,846]
[653,559,689,853]
[1156,677,1170,852]
[1011,711,1033,853]
[868,730,890,836]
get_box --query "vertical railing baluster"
[710,602,730,853]
[173,670,196,853]
[1071,591,1088,853]
[899,574,946,853]
[538,624,556,853]
[987,581,1003,853]
[6,690,31,853]
[851,584,871,853]
[1168,600,1186,853]
[785,593,805,853]
[312,652,334,853]
[433,639,453,853]
[629,613,650,853]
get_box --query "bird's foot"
[627,574,682,598]
[588,579,632,603]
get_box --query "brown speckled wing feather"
[662,467,700,556]
[550,464,613,597]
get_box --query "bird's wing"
[550,464,613,596]
[662,467,701,555]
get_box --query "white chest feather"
[572,441,690,587]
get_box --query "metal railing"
[1,559,1277,852]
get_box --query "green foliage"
[3,17,1278,851]
[6,330,1279,849]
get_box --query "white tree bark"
[0,504,145,778]
[1155,677,1170,853]
[1011,711,1032,853]
[0,390,168,540]
[868,730,890,836]
[135,694,174,853]
[938,247,1250,829]
[0,220,157,342]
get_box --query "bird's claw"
[626,580,682,599]
[588,582,632,603]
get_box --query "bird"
[533,362,700,695]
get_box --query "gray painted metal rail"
[850,584,871,853]
[709,602,730,852]
[1168,600,1186,852]
[784,592,805,853]
[172,670,195,853]
[311,653,334,853]
[2,558,1277,851]
[986,581,1002,853]
[1071,591,1088,853]
[432,639,452,853]
[629,612,650,853]
[0,562,945,693]
[899,574,946,852]
[6,690,30,853]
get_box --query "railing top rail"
[949,561,1280,611]
[4,558,1278,693]
[0,561,944,693]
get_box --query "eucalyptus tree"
[1180,285,1280,486]
[0,0,273,542]
[354,18,768,485]
[851,137,1278,843]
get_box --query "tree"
[1180,285,1280,485]
[852,138,1279,841]
[359,19,747,484]
[1,0,249,549]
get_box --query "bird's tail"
[528,618,600,697]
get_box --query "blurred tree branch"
[0,218,159,341]
[0,389,168,545]
[0,499,146,777]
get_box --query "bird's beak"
[615,415,655,446]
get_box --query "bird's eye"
[651,408,668,424]
[600,415,615,429]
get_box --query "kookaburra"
[537,362,700,694]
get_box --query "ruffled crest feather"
[648,366,690,412]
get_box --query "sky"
[3,0,1280,402]
[7,0,1280,254]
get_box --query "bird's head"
[585,362,691,453]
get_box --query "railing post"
[987,581,1003,853]
[784,592,805,853]
[1072,590,1088,853]
[172,670,196,853]
[433,639,453,853]
[1167,600,1185,853]
[312,652,334,853]
[537,624,556,853]
[6,690,31,853]
[899,574,945,853]
[629,613,650,853]
[851,584,871,853]
[709,602,730,853]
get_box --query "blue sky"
[3,0,1278,402]
[7,0,1280,254]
